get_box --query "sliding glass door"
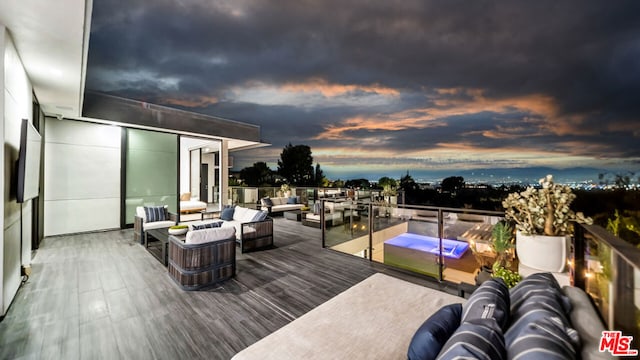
[124,129,178,224]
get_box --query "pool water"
[384,232,469,259]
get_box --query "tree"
[277,143,315,185]
[345,179,371,189]
[399,171,418,192]
[314,163,326,186]
[441,176,465,194]
[378,176,397,195]
[239,162,274,186]
[330,179,345,188]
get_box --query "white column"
[220,140,229,206]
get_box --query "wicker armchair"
[167,227,236,290]
[133,206,177,244]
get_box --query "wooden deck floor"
[0,217,460,360]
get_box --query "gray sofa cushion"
[563,286,614,360]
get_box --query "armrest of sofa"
[168,211,178,222]
[562,286,610,360]
[239,218,274,253]
[241,218,273,239]
[134,216,144,244]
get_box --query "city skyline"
[86,1,640,179]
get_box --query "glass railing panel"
[575,224,640,346]
[585,234,612,326]
[323,200,370,257]
[369,205,439,278]
[322,203,507,283]
[442,210,505,286]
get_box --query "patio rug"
[232,273,463,360]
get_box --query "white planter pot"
[516,231,569,272]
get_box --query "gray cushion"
[220,206,235,221]
[436,318,506,360]
[562,286,613,360]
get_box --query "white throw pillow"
[243,209,260,223]
[185,227,236,244]
[233,206,248,221]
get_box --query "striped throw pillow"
[192,221,222,230]
[144,206,167,222]
[436,318,506,360]
[506,316,580,360]
[462,278,510,331]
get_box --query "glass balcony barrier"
[320,200,503,284]
[573,224,640,345]
[320,201,640,343]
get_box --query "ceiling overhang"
[81,91,269,151]
[0,0,92,118]
[1,1,268,152]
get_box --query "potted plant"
[279,183,291,197]
[502,174,592,272]
[470,221,516,285]
[491,221,516,270]
[492,265,522,288]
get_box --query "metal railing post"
[368,202,373,261]
[573,224,586,289]
[437,208,444,281]
[321,200,326,248]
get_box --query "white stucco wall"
[44,119,120,236]
[2,28,34,316]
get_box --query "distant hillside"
[325,167,638,185]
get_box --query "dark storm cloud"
[86,0,640,174]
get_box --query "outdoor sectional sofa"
[134,205,273,253]
[303,200,359,228]
[260,196,304,214]
[218,205,274,253]
[232,272,611,360]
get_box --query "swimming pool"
[384,233,469,259]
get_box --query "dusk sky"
[86,0,640,182]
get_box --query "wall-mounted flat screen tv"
[16,119,42,203]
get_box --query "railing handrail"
[580,223,640,268]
